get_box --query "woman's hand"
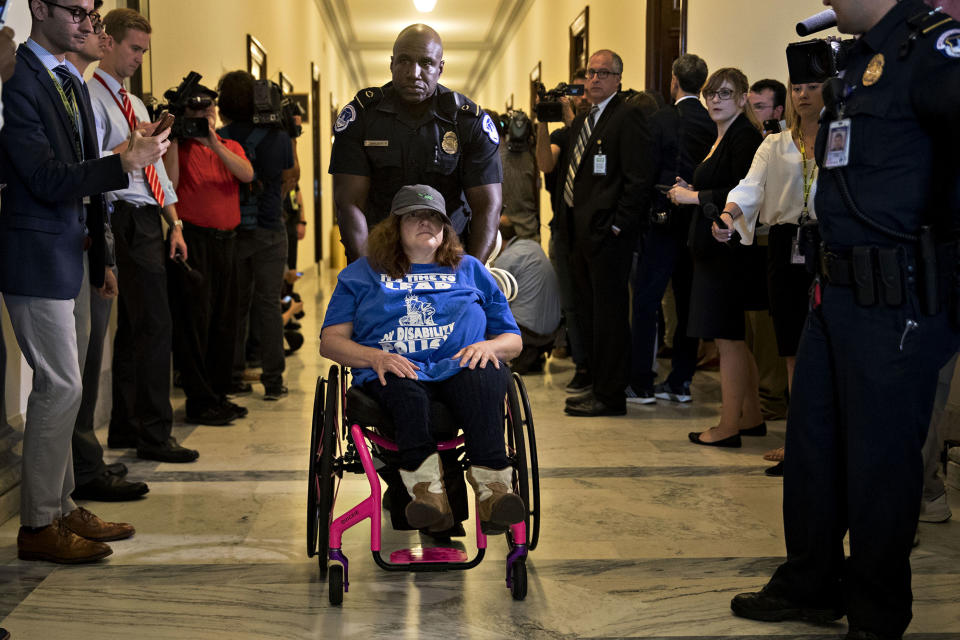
[712,213,736,243]
[371,351,420,386]
[668,177,698,206]
[453,341,501,370]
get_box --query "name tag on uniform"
[593,153,607,175]
[363,140,389,147]
[824,119,851,169]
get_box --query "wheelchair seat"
[345,386,461,441]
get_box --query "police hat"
[390,184,451,225]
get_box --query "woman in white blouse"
[712,81,824,469]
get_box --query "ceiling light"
[413,0,437,12]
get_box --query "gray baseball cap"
[390,184,451,224]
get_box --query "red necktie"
[118,87,165,207]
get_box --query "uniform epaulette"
[354,86,384,109]
[902,7,958,58]
[439,91,482,119]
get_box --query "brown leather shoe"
[17,521,112,564]
[62,507,135,542]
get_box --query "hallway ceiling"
[314,0,534,99]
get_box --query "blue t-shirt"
[322,255,520,386]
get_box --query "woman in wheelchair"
[319,184,526,535]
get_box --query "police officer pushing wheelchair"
[328,23,503,539]
[731,1,960,639]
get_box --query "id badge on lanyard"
[593,140,606,175]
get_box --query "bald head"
[393,23,443,56]
[390,23,445,104]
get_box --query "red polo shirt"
[175,137,247,230]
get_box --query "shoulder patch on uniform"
[354,86,384,109]
[481,113,500,145]
[334,104,357,133]
[936,28,960,58]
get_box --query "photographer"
[731,2,960,638]
[534,68,591,394]
[217,70,295,401]
[162,81,254,423]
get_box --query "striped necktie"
[563,105,599,207]
[118,87,166,207]
[53,65,82,157]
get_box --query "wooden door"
[645,0,687,101]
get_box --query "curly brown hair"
[366,214,464,279]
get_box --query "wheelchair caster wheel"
[328,564,344,605]
[510,560,527,601]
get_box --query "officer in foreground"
[328,23,502,538]
[329,23,502,263]
[731,1,960,639]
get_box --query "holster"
[852,247,877,307]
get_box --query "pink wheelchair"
[306,365,540,604]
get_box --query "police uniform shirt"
[328,82,502,232]
[814,0,960,247]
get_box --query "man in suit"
[562,49,655,417]
[627,54,714,405]
[0,0,168,563]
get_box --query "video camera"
[786,9,856,84]
[533,81,585,122]
[158,71,212,139]
[252,79,304,139]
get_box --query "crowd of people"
[1,1,959,639]
[0,3,307,566]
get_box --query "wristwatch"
[173,220,183,230]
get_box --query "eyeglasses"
[704,88,736,101]
[585,69,620,80]
[41,1,102,32]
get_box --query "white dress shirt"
[727,130,818,245]
[87,68,177,206]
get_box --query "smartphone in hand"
[153,111,175,137]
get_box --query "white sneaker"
[625,385,656,405]
[919,493,952,523]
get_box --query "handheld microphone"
[796,9,837,36]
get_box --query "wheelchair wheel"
[328,564,344,606]
[306,376,325,558]
[309,366,340,577]
[505,372,540,550]
[510,559,528,601]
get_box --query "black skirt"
[688,243,749,340]
[767,224,814,356]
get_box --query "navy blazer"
[562,94,655,250]
[0,44,127,300]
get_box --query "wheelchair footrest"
[389,547,468,564]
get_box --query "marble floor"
[1,269,958,639]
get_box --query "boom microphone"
[796,9,837,36]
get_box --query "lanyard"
[798,131,816,225]
[45,66,82,159]
[93,72,134,129]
